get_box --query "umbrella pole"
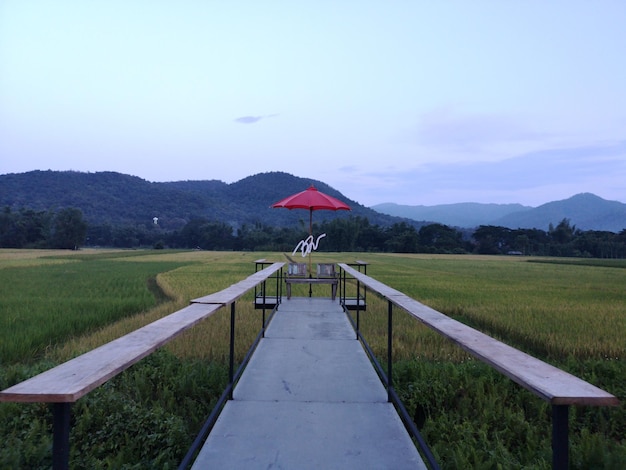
[308,209,313,296]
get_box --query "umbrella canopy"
[271,185,351,212]
[271,185,350,234]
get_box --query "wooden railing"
[0,262,284,470]
[4,260,618,469]
[337,263,619,470]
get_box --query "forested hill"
[0,170,405,230]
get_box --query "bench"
[285,262,338,300]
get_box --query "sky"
[1,1,625,208]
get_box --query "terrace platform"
[191,297,426,469]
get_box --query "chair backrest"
[316,263,336,278]
[288,263,308,277]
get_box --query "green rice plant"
[158,253,275,362]
[2,250,624,469]
[342,253,625,469]
[0,350,228,469]
[52,251,277,363]
[355,253,626,361]
[0,255,191,364]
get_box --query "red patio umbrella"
[272,185,351,276]
[271,184,351,236]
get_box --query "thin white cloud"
[234,114,279,124]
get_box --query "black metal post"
[229,302,235,400]
[552,404,569,470]
[341,269,345,304]
[262,308,266,337]
[387,300,393,402]
[52,402,71,470]
[261,280,266,337]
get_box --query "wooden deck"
[191,297,427,469]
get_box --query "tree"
[549,218,577,244]
[548,218,578,256]
[51,208,87,249]
[472,225,512,254]
[384,222,419,253]
[356,222,386,252]
[174,218,235,250]
[198,221,235,250]
[419,223,465,253]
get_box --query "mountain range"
[373,193,626,232]
[1,170,625,233]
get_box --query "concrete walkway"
[192,297,426,469]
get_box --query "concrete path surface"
[191,297,426,469]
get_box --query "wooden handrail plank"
[0,303,220,403]
[192,262,284,304]
[1,263,284,404]
[338,264,619,407]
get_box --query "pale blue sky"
[1,1,625,207]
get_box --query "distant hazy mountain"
[493,193,626,232]
[372,193,626,232]
[371,202,531,228]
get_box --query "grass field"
[0,249,624,468]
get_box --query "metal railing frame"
[1,264,284,470]
[178,295,281,469]
[254,259,283,336]
[337,264,618,470]
[339,265,440,470]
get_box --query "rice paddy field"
[0,249,624,468]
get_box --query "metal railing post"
[552,404,569,470]
[261,280,266,337]
[52,402,71,470]
[354,268,359,338]
[387,300,393,402]
[356,277,361,337]
[229,302,236,400]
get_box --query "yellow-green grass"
[3,249,624,366]
[0,250,196,363]
[1,250,624,469]
[351,253,626,361]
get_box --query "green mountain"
[0,170,404,230]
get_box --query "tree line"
[2,206,626,258]
[0,207,87,250]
